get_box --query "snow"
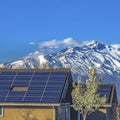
[1,40,120,100]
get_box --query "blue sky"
[0,0,120,63]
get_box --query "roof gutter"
[0,102,70,107]
[70,104,112,108]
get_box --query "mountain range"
[0,40,120,101]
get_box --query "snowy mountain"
[1,40,120,100]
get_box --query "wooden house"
[0,68,118,120]
[81,84,118,120]
[0,68,73,120]
[116,105,120,120]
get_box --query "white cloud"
[63,38,80,46]
[38,38,80,54]
[39,40,60,49]
[29,42,35,45]
[39,38,80,49]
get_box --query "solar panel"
[98,85,112,103]
[15,75,32,80]
[34,72,50,75]
[12,82,29,86]
[32,75,49,80]
[0,86,11,91]
[30,81,46,86]
[28,86,45,91]
[41,97,59,103]
[24,97,41,102]
[17,72,33,75]
[0,91,8,96]
[6,97,23,102]
[43,91,61,97]
[47,81,65,87]
[45,87,63,91]
[0,75,14,80]
[26,91,43,96]
[0,69,69,103]
[0,81,12,85]
[99,85,111,90]
[1,72,16,75]
[51,72,67,75]
[0,97,6,101]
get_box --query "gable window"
[0,107,3,117]
[11,86,28,91]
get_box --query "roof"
[98,84,117,105]
[75,83,118,105]
[0,68,72,105]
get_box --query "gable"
[98,84,118,105]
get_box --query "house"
[0,68,73,120]
[116,105,120,120]
[85,84,118,120]
[0,68,118,120]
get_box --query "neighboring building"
[0,68,73,120]
[0,68,118,120]
[116,105,120,120]
[85,84,118,120]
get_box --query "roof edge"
[0,102,70,107]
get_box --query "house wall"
[116,105,120,120]
[0,106,54,120]
[86,108,106,120]
[73,108,107,120]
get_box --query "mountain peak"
[84,40,106,51]
[86,40,98,46]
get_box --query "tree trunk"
[82,112,87,120]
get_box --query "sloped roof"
[98,84,117,105]
[0,68,72,104]
[74,83,118,105]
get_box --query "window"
[57,106,70,120]
[0,107,3,117]
[11,86,28,91]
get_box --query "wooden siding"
[0,107,54,120]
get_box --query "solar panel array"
[98,85,112,103]
[0,70,69,103]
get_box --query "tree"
[71,66,106,120]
